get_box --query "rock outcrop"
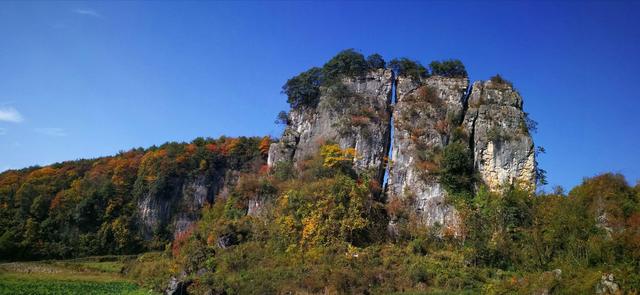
[386,75,469,230]
[270,68,538,231]
[137,169,244,239]
[269,69,394,183]
[462,80,536,191]
[596,273,622,295]
[137,173,223,239]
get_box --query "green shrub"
[124,252,173,292]
[322,49,369,80]
[282,50,375,109]
[271,160,295,181]
[274,111,289,125]
[439,142,474,196]
[486,126,504,142]
[366,53,386,69]
[389,58,428,80]
[523,112,538,134]
[282,67,323,109]
[324,82,355,110]
[408,261,429,284]
[430,59,467,78]
[489,74,513,87]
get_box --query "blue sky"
[1,1,638,190]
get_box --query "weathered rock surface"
[137,171,234,239]
[269,69,394,183]
[270,69,537,232]
[596,273,622,295]
[387,75,469,230]
[165,275,191,295]
[462,80,536,191]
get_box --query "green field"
[0,257,156,295]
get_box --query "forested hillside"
[147,145,640,294]
[0,136,269,259]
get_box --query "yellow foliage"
[259,136,271,157]
[199,159,208,171]
[28,166,57,179]
[320,144,357,168]
[144,175,158,182]
[302,214,320,244]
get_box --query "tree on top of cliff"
[489,74,513,88]
[282,67,323,109]
[322,49,369,80]
[429,59,468,78]
[283,49,385,109]
[388,58,428,80]
[366,53,386,69]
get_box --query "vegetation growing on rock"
[389,57,428,80]
[489,73,513,88]
[168,145,640,294]
[282,67,323,109]
[282,49,386,109]
[366,53,386,69]
[429,59,468,78]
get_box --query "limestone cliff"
[137,171,230,239]
[135,138,266,240]
[462,79,536,191]
[269,66,538,231]
[268,69,394,183]
[386,75,469,230]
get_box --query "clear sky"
[1,1,638,191]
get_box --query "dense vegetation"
[0,136,267,260]
[430,59,468,78]
[155,143,640,294]
[489,74,513,88]
[5,139,637,293]
[389,57,429,80]
[282,50,469,110]
[283,49,391,109]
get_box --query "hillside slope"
[0,136,268,259]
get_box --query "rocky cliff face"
[270,69,537,231]
[269,69,394,183]
[137,172,228,239]
[137,163,254,239]
[386,75,469,230]
[462,80,536,191]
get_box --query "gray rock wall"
[270,70,538,233]
[462,80,536,191]
[269,69,394,183]
[387,75,469,230]
[137,171,232,239]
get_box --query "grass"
[0,257,157,295]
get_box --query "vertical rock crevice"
[268,69,395,185]
[268,67,537,233]
[461,80,537,192]
[382,73,397,192]
[386,75,469,231]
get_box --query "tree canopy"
[429,59,468,78]
[388,58,428,80]
[282,49,387,109]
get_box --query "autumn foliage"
[0,136,265,260]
